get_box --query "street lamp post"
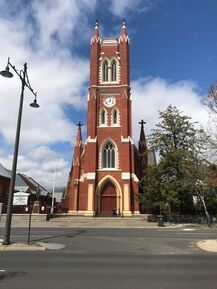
[0,57,39,245]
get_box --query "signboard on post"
[13,192,29,206]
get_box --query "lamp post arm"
[7,61,37,97]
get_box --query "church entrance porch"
[95,175,123,216]
[100,181,117,215]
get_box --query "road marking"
[157,229,181,232]
[182,228,196,231]
[0,270,6,272]
[177,232,216,235]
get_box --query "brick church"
[64,20,155,217]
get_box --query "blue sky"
[131,0,217,89]
[0,0,216,188]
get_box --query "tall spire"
[72,121,83,168]
[67,122,83,213]
[138,120,148,178]
[139,120,146,142]
[120,19,128,42]
[138,120,147,154]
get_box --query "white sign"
[13,192,29,206]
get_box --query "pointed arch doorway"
[100,181,117,215]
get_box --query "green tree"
[151,105,200,156]
[140,105,216,217]
[139,165,163,213]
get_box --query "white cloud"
[31,0,97,52]
[27,146,58,160]
[132,77,209,142]
[109,0,156,16]
[0,146,70,188]
[0,0,95,187]
[0,1,91,148]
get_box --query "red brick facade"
[0,176,10,205]
[66,21,140,216]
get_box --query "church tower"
[67,20,140,216]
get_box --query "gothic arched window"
[113,109,117,124]
[101,109,105,124]
[111,59,117,81]
[99,108,107,126]
[111,108,120,126]
[103,141,115,168]
[102,60,109,82]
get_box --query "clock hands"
[104,96,116,107]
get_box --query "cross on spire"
[139,119,146,129]
[76,121,83,130]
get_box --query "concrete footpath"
[0,240,66,251]
[1,215,216,228]
[0,216,217,252]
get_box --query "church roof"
[0,164,29,192]
[18,174,47,196]
[0,163,11,179]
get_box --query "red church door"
[100,181,116,215]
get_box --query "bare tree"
[202,85,217,156]
[203,85,217,114]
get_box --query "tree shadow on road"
[30,229,86,243]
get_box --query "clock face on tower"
[103,96,116,107]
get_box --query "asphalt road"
[0,227,217,289]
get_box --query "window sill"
[111,124,121,127]
[98,125,121,128]
[98,168,121,172]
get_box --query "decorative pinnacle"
[122,19,126,27]
[95,19,99,28]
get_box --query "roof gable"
[0,163,11,179]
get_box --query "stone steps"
[49,215,148,223]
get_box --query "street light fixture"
[0,57,39,245]
[0,64,13,78]
[30,95,40,108]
